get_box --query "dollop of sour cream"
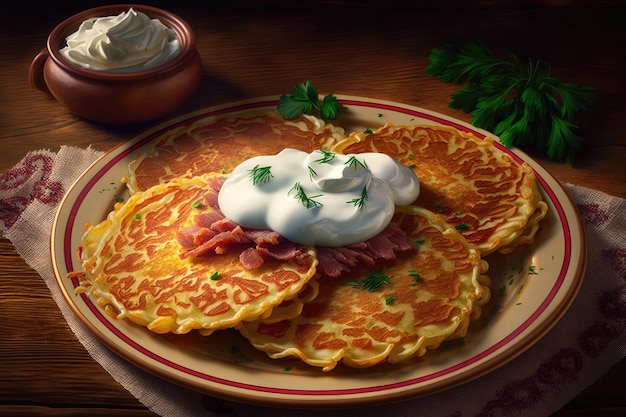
[218,149,420,247]
[60,8,181,73]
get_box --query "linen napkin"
[2,145,625,417]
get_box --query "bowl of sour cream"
[29,4,203,124]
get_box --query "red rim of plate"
[54,96,583,400]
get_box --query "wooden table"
[2,1,625,416]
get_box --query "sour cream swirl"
[218,149,420,247]
[60,8,181,73]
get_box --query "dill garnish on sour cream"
[217,148,420,247]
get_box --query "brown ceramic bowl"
[29,4,203,124]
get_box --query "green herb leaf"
[276,95,312,119]
[247,165,273,185]
[346,186,368,210]
[314,149,336,164]
[408,270,422,280]
[288,182,323,209]
[290,80,319,109]
[342,269,391,293]
[362,269,392,292]
[344,155,368,170]
[341,280,361,289]
[277,81,344,120]
[320,93,344,119]
[427,41,594,164]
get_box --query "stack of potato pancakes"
[74,109,547,371]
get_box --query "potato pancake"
[237,206,491,371]
[75,173,318,335]
[331,124,548,255]
[127,109,346,193]
[70,110,553,372]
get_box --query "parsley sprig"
[278,81,344,120]
[426,41,594,164]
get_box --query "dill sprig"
[288,182,323,209]
[408,270,422,280]
[342,269,391,292]
[247,165,273,185]
[345,155,368,170]
[426,40,594,164]
[346,186,368,210]
[314,149,336,164]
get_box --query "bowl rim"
[45,3,197,80]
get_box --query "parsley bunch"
[277,80,344,120]
[426,41,594,164]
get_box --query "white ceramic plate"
[51,96,586,408]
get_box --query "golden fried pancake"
[237,206,491,371]
[331,124,548,255]
[127,109,346,193]
[75,173,318,335]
